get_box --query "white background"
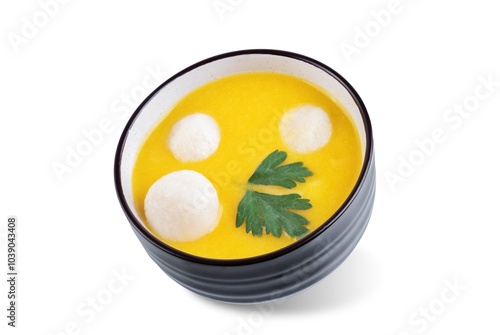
[1,0,499,334]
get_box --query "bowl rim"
[114,48,373,266]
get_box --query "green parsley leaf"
[236,150,314,238]
[236,191,311,238]
[248,150,313,189]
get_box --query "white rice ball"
[279,105,333,153]
[144,170,221,242]
[168,113,220,162]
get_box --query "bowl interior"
[117,50,369,245]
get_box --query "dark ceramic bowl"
[114,49,375,303]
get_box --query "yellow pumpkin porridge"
[132,72,362,259]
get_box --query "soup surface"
[132,72,362,259]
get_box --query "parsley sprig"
[236,150,313,238]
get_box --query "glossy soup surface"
[132,72,362,259]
